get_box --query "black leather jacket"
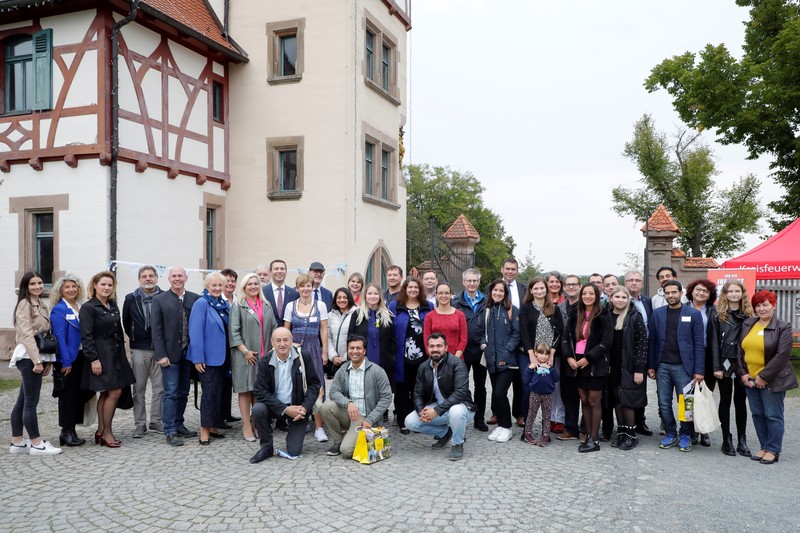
[412,353,475,415]
[714,308,748,373]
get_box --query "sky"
[406,0,779,275]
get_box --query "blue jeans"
[161,357,192,436]
[745,387,785,453]
[405,403,475,445]
[656,363,693,437]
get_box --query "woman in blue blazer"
[188,272,231,445]
[50,274,91,447]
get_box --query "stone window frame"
[362,10,400,106]
[266,136,304,200]
[199,192,225,271]
[266,18,305,86]
[362,123,399,209]
[9,194,69,289]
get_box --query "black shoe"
[199,439,210,446]
[249,447,273,463]
[598,433,611,443]
[691,432,699,445]
[399,428,410,435]
[176,426,198,438]
[760,452,779,465]
[218,422,233,430]
[449,444,464,461]
[578,437,600,453]
[737,434,752,457]
[209,432,226,439]
[69,429,87,446]
[611,433,624,448]
[721,432,736,456]
[59,431,83,447]
[224,416,241,423]
[166,434,184,447]
[618,434,637,451]
[474,421,489,432]
[635,424,653,436]
[431,428,452,449]
[326,444,341,456]
[700,433,711,447]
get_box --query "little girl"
[523,342,560,446]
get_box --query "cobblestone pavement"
[1,367,798,532]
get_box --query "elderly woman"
[81,271,136,448]
[736,290,797,465]
[9,271,61,455]
[229,272,276,441]
[188,272,231,445]
[50,274,91,447]
[686,278,719,447]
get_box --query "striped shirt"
[348,362,367,416]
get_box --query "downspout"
[222,0,229,37]
[109,0,139,271]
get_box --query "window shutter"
[32,29,53,111]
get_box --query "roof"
[671,247,686,258]
[443,214,480,241]
[141,0,247,61]
[641,204,680,233]
[721,216,800,280]
[684,257,720,268]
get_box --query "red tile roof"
[141,0,246,60]
[672,247,686,258]
[684,257,720,268]
[443,214,480,241]
[641,204,680,233]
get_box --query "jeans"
[131,348,163,427]
[489,369,516,429]
[10,359,42,439]
[161,356,192,436]
[405,403,474,445]
[745,387,785,454]
[550,356,565,424]
[656,363,693,437]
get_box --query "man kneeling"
[320,335,393,457]
[249,327,321,463]
[405,333,475,461]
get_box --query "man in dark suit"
[308,261,333,310]
[249,327,321,463]
[647,280,704,453]
[624,270,654,436]
[151,266,200,446]
[263,259,298,324]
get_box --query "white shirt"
[506,280,520,308]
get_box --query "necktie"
[276,286,283,315]
[179,297,188,351]
[314,289,320,301]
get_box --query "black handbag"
[35,330,57,355]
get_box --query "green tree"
[645,0,800,231]
[516,245,543,286]
[406,164,515,281]
[612,115,764,258]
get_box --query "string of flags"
[108,260,349,282]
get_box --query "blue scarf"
[202,289,229,325]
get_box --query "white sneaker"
[314,428,329,442]
[487,427,502,441]
[496,427,513,443]
[29,440,62,455]
[9,439,30,454]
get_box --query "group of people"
[8,258,797,465]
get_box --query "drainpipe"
[109,0,139,271]
[222,0,229,37]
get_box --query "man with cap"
[308,261,333,311]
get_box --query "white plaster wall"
[0,162,108,329]
[120,23,161,60]
[117,48,141,114]
[169,41,207,80]
[43,10,96,47]
[168,76,189,133]
[119,118,149,154]
[141,68,162,122]
[64,50,97,107]
[213,126,225,173]
[53,115,97,146]
[185,88,208,134]
[179,137,208,168]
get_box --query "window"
[205,208,215,270]
[365,245,392,289]
[362,124,399,208]
[364,141,374,196]
[266,136,304,199]
[212,81,223,123]
[3,29,52,114]
[34,213,54,285]
[266,19,305,85]
[363,13,399,105]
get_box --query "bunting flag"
[109,260,348,282]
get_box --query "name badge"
[66,314,76,319]
[758,330,764,336]
[248,309,256,315]
[681,316,691,322]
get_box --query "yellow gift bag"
[678,382,694,422]
[352,426,392,464]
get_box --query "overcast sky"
[406,0,779,275]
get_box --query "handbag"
[352,426,392,464]
[693,380,721,434]
[35,330,57,355]
[677,382,694,422]
[117,385,134,410]
[52,364,66,397]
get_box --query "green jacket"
[329,359,393,426]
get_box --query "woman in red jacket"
[423,283,467,358]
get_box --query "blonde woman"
[229,272,277,441]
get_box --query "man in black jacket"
[250,327,321,463]
[151,267,200,446]
[453,268,488,431]
[404,333,475,461]
[122,265,163,438]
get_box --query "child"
[523,342,560,446]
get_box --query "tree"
[645,0,800,231]
[406,164,515,281]
[618,251,644,275]
[612,115,764,258]
[516,244,543,285]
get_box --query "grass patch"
[790,359,800,398]
[0,379,21,392]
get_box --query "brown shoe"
[557,431,579,441]
[516,417,526,428]
[487,416,497,425]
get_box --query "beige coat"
[15,298,51,365]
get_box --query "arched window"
[364,245,391,291]
[2,29,52,114]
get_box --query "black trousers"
[489,369,517,429]
[396,359,425,428]
[56,355,88,429]
[464,359,487,423]
[219,350,233,420]
[561,373,582,436]
[251,402,306,456]
[198,365,224,428]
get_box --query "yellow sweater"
[742,323,766,379]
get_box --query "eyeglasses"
[564,283,580,287]
[693,287,710,294]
